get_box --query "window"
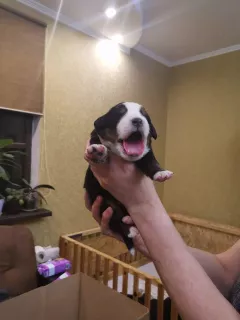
[0,109,33,184]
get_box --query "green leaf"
[4,150,26,156]
[33,184,55,191]
[0,139,13,149]
[3,153,14,159]
[0,166,9,180]
[0,162,20,170]
[0,159,21,168]
[35,190,47,204]
[22,179,32,189]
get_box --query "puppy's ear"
[94,115,108,135]
[141,107,157,140]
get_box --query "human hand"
[84,141,158,212]
[85,192,150,258]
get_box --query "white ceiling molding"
[17,0,130,55]
[171,44,240,67]
[134,43,240,68]
[16,0,240,68]
[134,44,172,67]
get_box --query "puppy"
[84,102,173,253]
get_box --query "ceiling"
[18,0,240,66]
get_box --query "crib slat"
[113,262,119,290]
[103,258,109,285]
[95,254,101,280]
[120,253,125,262]
[122,267,129,295]
[133,272,139,301]
[87,251,92,276]
[65,241,70,260]
[134,249,138,262]
[157,284,164,320]
[80,247,85,273]
[130,249,137,263]
[72,243,79,274]
[171,301,178,320]
[144,278,151,309]
[59,237,66,258]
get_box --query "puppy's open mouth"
[120,132,145,157]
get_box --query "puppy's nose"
[132,118,143,127]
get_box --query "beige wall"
[163,51,240,227]
[2,0,239,244]
[27,23,168,245]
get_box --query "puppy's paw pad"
[129,248,136,256]
[153,170,173,182]
[128,226,138,239]
[85,144,108,163]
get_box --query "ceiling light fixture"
[105,7,116,19]
[111,34,123,44]
[96,39,121,66]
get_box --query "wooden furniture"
[0,209,52,225]
[60,228,179,320]
[169,213,240,254]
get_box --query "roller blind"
[0,7,45,114]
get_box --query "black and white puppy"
[84,102,173,253]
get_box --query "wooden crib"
[59,228,180,320]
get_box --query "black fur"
[84,103,168,252]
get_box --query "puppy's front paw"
[85,144,108,163]
[153,170,173,182]
[128,226,138,239]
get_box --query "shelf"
[0,209,52,225]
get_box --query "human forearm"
[129,199,239,320]
[133,235,233,297]
[189,247,234,297]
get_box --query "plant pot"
[0,199,5,216]
[3,199,22,215]
[23,197,38,211]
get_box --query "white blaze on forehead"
[124,102,142,114]
[116,102,149,140]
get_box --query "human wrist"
[126,191,162,216]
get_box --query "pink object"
[37,258,71,278]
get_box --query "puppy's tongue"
[123,140,144,156]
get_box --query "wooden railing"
[60,232,180,320]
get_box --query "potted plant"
[0,139,23,215]
[21,179,55,211]
[0,139,15,178]
[3,188,24,215]
[0,138,23,190]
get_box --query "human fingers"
[101,208,124,242]
[84,191,91,211]
[101,207,113,233]
[91,196,103,224]
[122,216,134,225]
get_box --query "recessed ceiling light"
[111,34,123,44]
[105,7,116,19]
[96,39,120,66]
